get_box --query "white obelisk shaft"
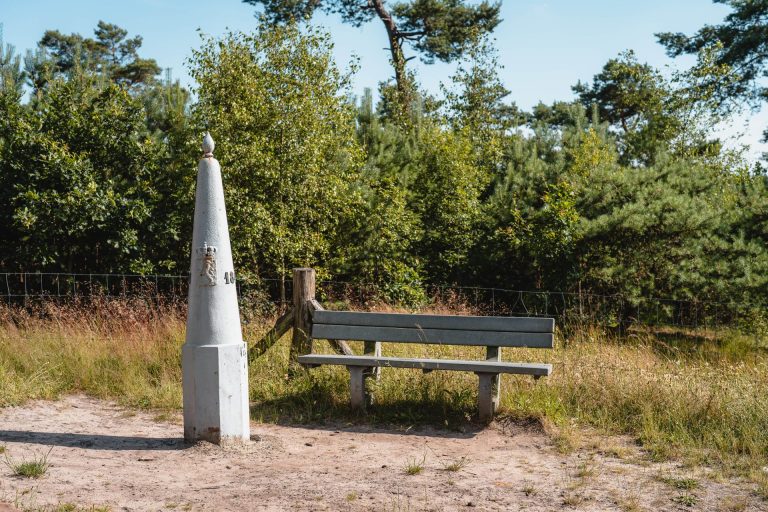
[182,133,250,444]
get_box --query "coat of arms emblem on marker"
[197,242,217,286]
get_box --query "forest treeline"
[0,19,767,308]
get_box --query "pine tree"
[242,0,500,115]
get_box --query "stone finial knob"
[202,132,215,157]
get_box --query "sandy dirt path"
[0,395,762,511]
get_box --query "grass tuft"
[672,493,699,507]
[4,447,52,478]
[404,454,426,475]
[548,421,581,455]
[40,505,112,512]
[617,493,643,512]
[753,471,768,500]
[659,475,699,490]
[575,459,597,479]
[719,496,749,512]
[441,457,468,472]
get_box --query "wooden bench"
[298,310,554,421]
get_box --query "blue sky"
[2,0,766,158]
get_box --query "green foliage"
[412,126,485,283]
[28,20,161,91]
[577,157,725,300]
[573,150,767,304]
[243,0,499,114]
[341,173,425,305]
[442,38,518,133]
[656,1,768,144]
[0,70,176,272]
[0,17,767,318]
[333,90,426,304]
[656,0,768,108]
[573,49,736,165]
[573,51,673,164]
[0,36,25,97]
[189,23,364,280]
[0,22,193,273]
[391,0,500,64]
[442,36,521,180]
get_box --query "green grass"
[672,493,699,507]
[403,454,426,475]
[1,299,768,482]
[659,475,699,490]
[752,470,768,500]
[0,299,184,410]
[22,505,112,512]
[442,456,469,472]
[4,447,52,478]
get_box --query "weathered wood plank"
[311,324,554,348]
[248,308,294,361]
[312,310,554,333]
[307,298,354,356]
[297,354,552,376]
[288,268,315,373]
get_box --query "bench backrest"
[311,310,554,349]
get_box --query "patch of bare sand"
[0,395,763,511]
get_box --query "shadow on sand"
[0,430,186,451]
[248,383,541,440]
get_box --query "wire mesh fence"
[419,285,756,331]
[1,271,763,331]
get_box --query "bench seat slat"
[298,354,552,376]
[312,324,554,348]
[312,310,554,333]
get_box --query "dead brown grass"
[1,296,767,483]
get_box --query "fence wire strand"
[0,272,762,330]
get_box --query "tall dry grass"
[1,297,767,477]
[0,298,185,409]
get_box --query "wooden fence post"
[288,268,315,373]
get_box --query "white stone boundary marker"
[182,133,250,444]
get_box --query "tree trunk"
[370,0,409,99]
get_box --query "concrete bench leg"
[349,366,367,410]
[477,372,499,422]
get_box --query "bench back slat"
[312,310,554,333]
[311,324,554,348]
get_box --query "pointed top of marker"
[202,132,215,157]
